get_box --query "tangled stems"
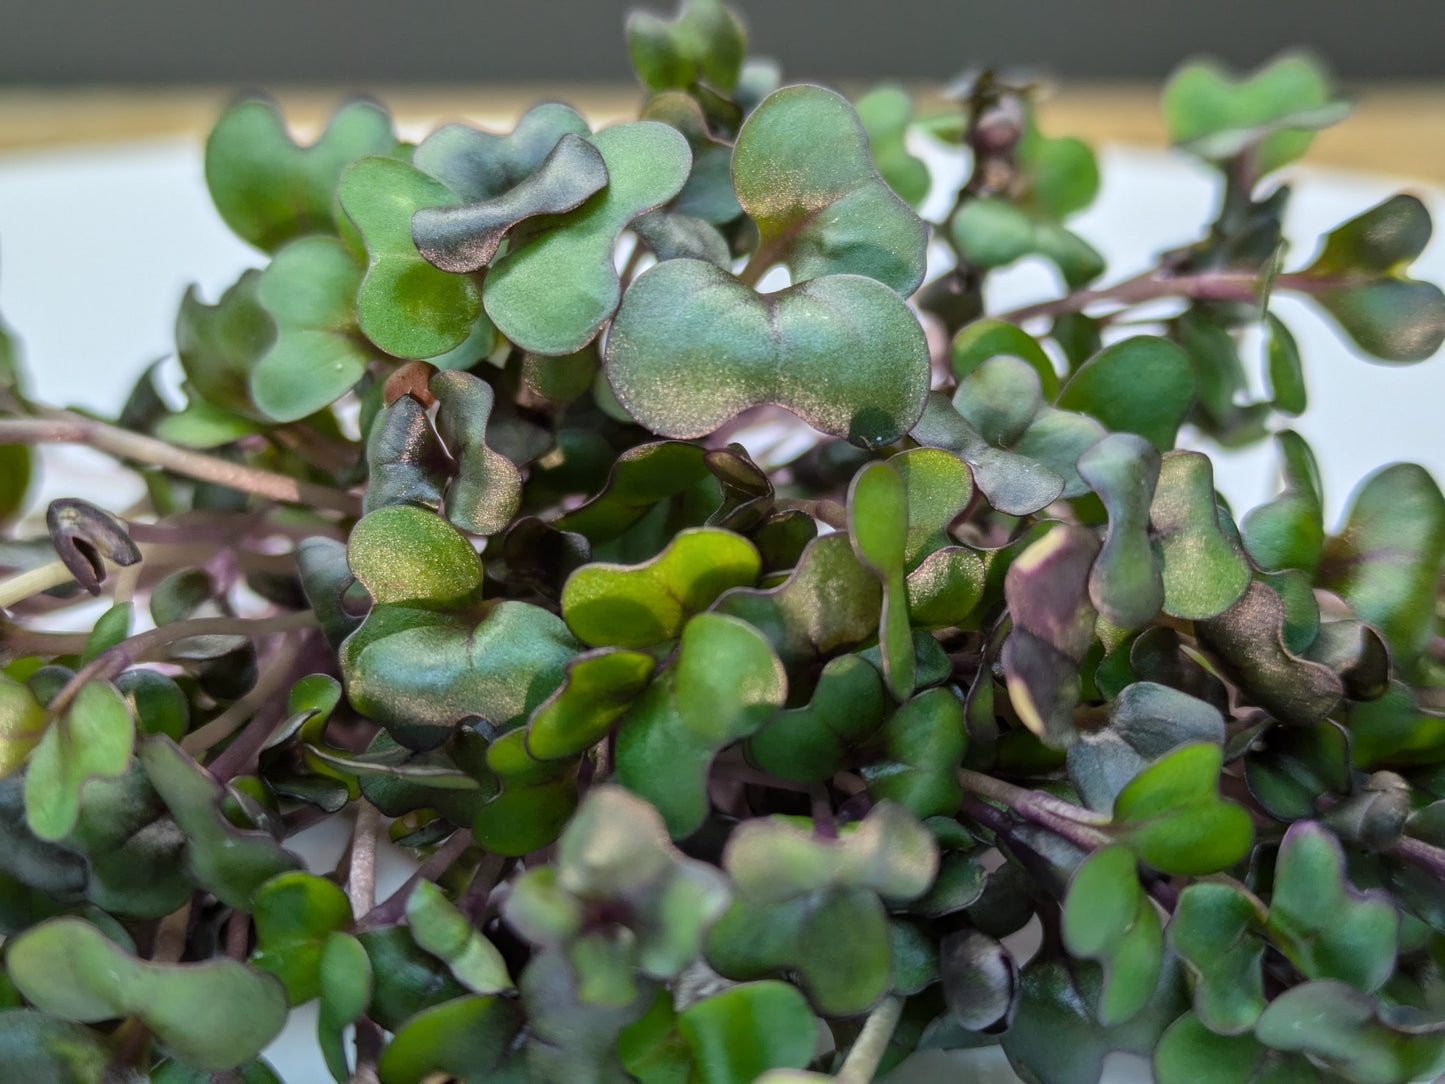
[0,414,361,516]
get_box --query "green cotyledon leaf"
[1166,883,1267,1034]
[627,0,747,94]
[429,370,524,536]
[1111,743,1254,875]
[23,681,134,841]
[412,102,593,203]
[1266,821,1398,993]
[413,133,609,273]
[855,83,930,207]
[7,916,287,1071]
[561,527,761,648]
[1148,450,1251,620]
[204,95,400,251]
[341,601,579,751]
[615,612,787,838]
[1056,336,1196,452]
[1161,52,1350,174]
[605,259,929,449]
[848,461,914,701]
[733,84,928,295]
[1061,845,1162,1026]
[484,121,691,355]
[248,235,377,423]
[337,155,488,361]
[347,504,482,606]
[1077,433,1164,630]
[1316,462,1445,666]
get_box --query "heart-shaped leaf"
[733,84,928,294]
[139,736,300,909]
[1317,462,1445,667]
[347,505,481,606]
[678,982,817,1084]
[562,527,761,648]
[1254,981,1445,1083]
[1078,433,1165,630]
[1167,882,1267,1034]
[1057,336,1196,451]
[205,96,399,251]
[746,653,888,782]
[471,728,578,856]
[342,601,578,750]
[525,648,657,761]
[1266,821,1399,992]
[1241,430,1325,574]
[174,271,273,419]
[248,235,377,422]
[951,319,1059,396]
[606,259,930,448]
[1154,1012,1319,1084]
[855,83,930,208]
[1149,451,1252,620]
[375,994,525,1084]
[250,871,353,1004]
[714,532,882,671]
[1111,742,1253,875]
[860,687,967,819]
[338,155,488,360]
[1067,682,1226,812]
[429,370,525,536]
[1061,845,1163,1025]
[413,134,609,273]
[950,198,1104,289]
[1162,52,1349,173]
[914,355,1106,515]
[24,681,134,841]
[627,0,747,94]
[7,916,287,1071]
[412,102,592,202]
[485,121,692,355]
[615,612,786,837]
[848,461,914,700]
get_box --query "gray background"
[1,0,1440,84]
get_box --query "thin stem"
[226,909,251,960]
[958,768,1114,850]
[837,996,903,1084]
[0,416,361,516]
[993,269,1326,326]
[356,828,475,931]
[736,234,789,289]
[348,801,382,916]
[0,560,80,610]
[47,610,318,717]
[181,654,301,756]
[1397,836,1445,883]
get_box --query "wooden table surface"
[0,83,1441,182]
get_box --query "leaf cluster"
[1,5,1444,1082]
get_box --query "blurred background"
[2,0,1443,83]
[0,0,1441,179]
